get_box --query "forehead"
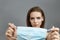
[30,11,42,17]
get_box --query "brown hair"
[26,6,45,28]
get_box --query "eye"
[30,17,34,20]
[37,17,40,19]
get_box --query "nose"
[34,19,37,23]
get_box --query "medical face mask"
[17,26,47,40]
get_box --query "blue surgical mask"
[17,26,47,40]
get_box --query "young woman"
[5,6,59,40]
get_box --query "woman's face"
[30,11,44,28]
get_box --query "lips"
[34,24,38,26]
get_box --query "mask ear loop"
[47,26,60,33]
[47,26,54,32]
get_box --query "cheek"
[30,19,32,23]
[30,20,33,24]
[30,20,34,26]
[41,18,44,21]
[38,19,43,24]
[38,21,42,24]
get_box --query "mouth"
[33,24,39,27]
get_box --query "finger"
[51,35,59,40]
[50,32,59,40]
[11,36,16,40]
[6,31,16,40]
[8,27,14,32]
[6,33,16,40]
[50,27,59,33]
[53,28,59,31]
[8,23,16,31]
[6,30,16,40]
[5,27,15,37]
[54,28,59,32]
[6,32,12,37]
[51,38,59,40]
[8,23,16,28]
[50,26,55,32]
[8,25,16,37]
[6,30,13,36]
[52,32,59,36]
[8,23,16,38]
[8,27,16,37]
[47,31,59,40]
[13,30,17,38]
[51,26,55,30]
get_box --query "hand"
[5,23,16,40]
[47,26,59,40]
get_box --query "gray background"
[0,0,60,40]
